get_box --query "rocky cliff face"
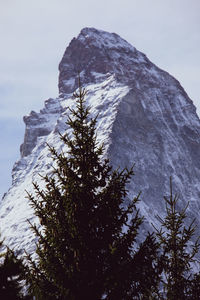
[1,28,200,253]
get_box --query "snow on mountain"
[1,27,200,254]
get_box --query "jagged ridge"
[0,28,200,254]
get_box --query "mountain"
[1,27,200,254]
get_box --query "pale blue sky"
[0,0,200,198]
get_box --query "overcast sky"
[0,0,200,198]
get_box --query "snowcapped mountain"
[1,27,200,254]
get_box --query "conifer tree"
[25,82,160,299]
[154,178,200,300]
[0,235,26,300]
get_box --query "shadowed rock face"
[20,112,52,157]
[20,98,62,157]
[1,27,200,253]
[58,27,153,95]
[109,88,200,221]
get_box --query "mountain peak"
[1,28,200,255]
[77,27,135,51]
[58,28,147,96]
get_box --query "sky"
[0,0,200,199]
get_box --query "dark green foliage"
[0,237,26,300]
[154,178,200,300]
[186,272,200,299]
[25,84,160,299]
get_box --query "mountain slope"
[0,27,200,253]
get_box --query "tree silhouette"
[25,83,160,299]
